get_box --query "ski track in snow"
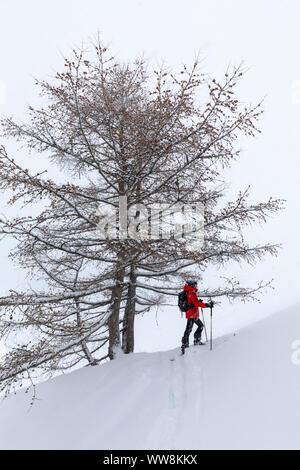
[1,305,300,450]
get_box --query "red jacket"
[184,284,207,319]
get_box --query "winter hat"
[186,280,198,287]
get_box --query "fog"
[0,0,299,351]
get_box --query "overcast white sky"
[0,0,299,351]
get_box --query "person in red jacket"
[182,280,214,348]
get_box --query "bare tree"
[0,38,283,394]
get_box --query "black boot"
[194,319,204,345]
[181,336,189,355]
[194,338,204,346]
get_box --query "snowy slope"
[0,305,300,450]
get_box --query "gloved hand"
[205,301,214,308]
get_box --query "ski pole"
[201,307,208,343]
[210,305,212,351]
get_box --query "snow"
[0,304,300,450]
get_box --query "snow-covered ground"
[0,304,300,450]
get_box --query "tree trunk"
[122,264,136,354]
[75,297,97,366]
[108,260,125,360]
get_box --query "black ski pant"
[182,318,204,346]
